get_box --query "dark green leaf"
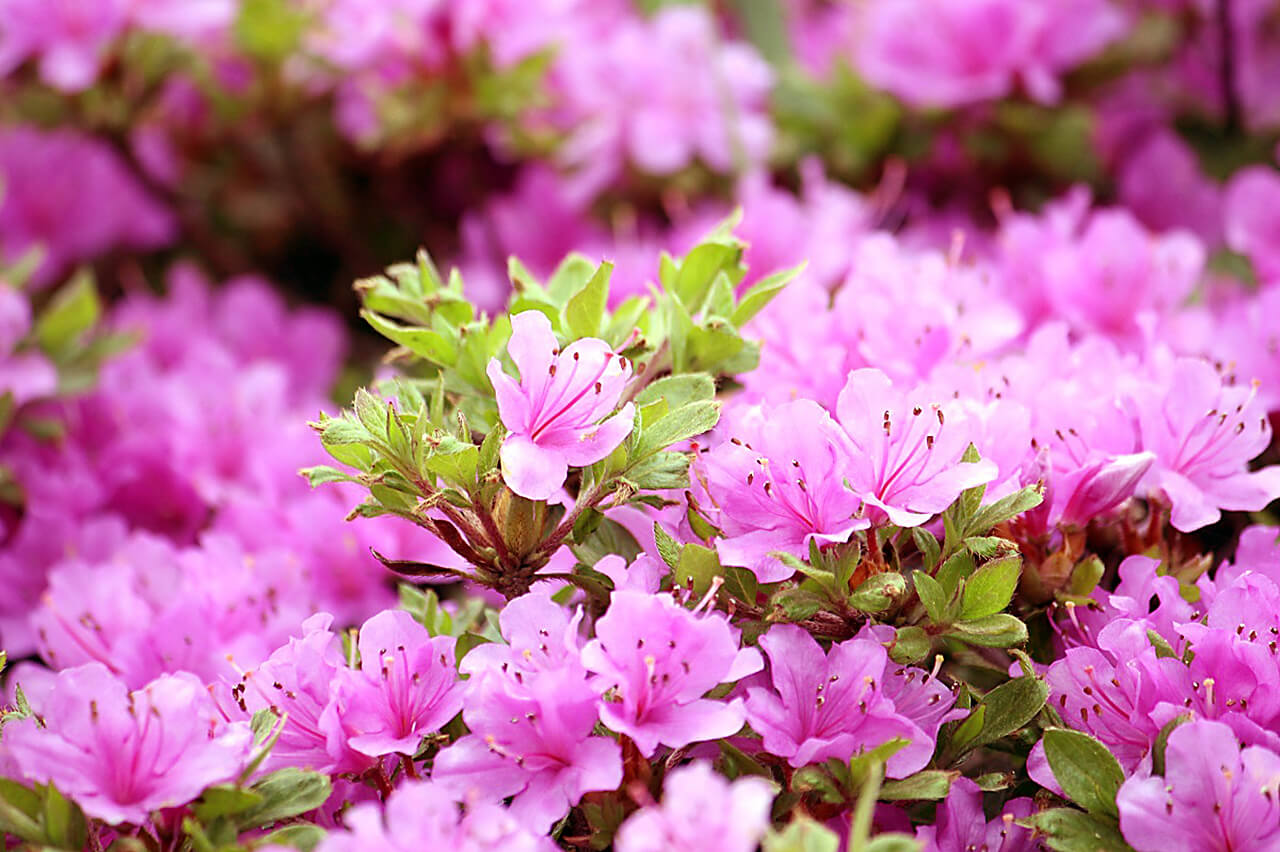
[888,626,931,665]
[653,523,683,569]
[960,676,1048,750]
[960,555,1021,620]
[878,770,957,801]
[1018,809,1133,852]
[236,768,332,829]
[946,613,1028,647]
[256,823,327,851]
[913,571,950,625]
[1043,729,1124,818]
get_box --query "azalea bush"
[4,1,1280,851]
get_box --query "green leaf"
[959,555,1021,620]
[0,778,43,843]
[675,543,722,596]
[633,373,717,409]
[849,572,906,613]
[624,451,691,491]
[42,784,87,850]
[878,770,956,801]
[887,626,931,665]
[653,523,683,569]
[912,528,941,571]
[673,242,741,313]
[547,254,598,304]
[362,310,458,365]
[762,818,841,852]
[1151,713,1192,776]
[1018,809,1133,852]
[946,613,1028,647]
[194,786,265,821]
[729,262,803,326]
[353,388,389,439]
[299,465,359,487]
[35,271,99,356]
[1069,555,1105,596]
[969,485,1044,534]
[1043,729,1124,819]
[633,401,720,459]
[236,768,332,829]
[913,571,950,625]
[964,536,1015,559]
[423,438,479,489]
[321,418,374,446]
[565,261,612,339]
[256,823,327,851]
[959,676,1048,750]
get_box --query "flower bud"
[492,486,549,560]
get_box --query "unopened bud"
[493,486,548,559]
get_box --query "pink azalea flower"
[1134,357,1280,532]
[580,590,762,757]
[915,777,1037,852]
[744,624,957,776]
[0,126,174,286]
[331,610,463,757]
[1117,720,1280,852]
[433,593,621,831]
[316,780,557,852]
[487,310,635,500]
[614,761,775,852]
[856,0,1124,108]
[0,0,126,91]
[431,663,623,832]
[4,662,252,825]
[1225,165,1280,284]
[835,368,998,527]
[697,400,868,583]
[227,613,371,776]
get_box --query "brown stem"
[400,753,421,780]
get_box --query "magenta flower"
[614,761,775,852]
[458,591,585,678]
[431,663,623,832]
[915,778,1037,852]
[433,594,621,831]
[580,590,762,757]
[315,780,556,852]
[1134,357,1280,532]
[744,624,955,776]
[487,310,635,500]
[4,662,252,825]
[1117,720,1280,852]
[0,0,125,91]
[835,368,998,527]
[0,126,174,285]
[227,613,371,775]
[1225,166,1280,284]
[1041,631,1189,774]
[697,400,868,582]
[332,609,463,757]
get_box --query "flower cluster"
[4,1,1280,850]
